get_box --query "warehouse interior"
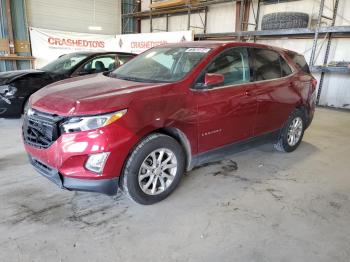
[0,0,350,261]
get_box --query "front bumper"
[29,155,119,195]
[22,108,138,181]
[0,96,24,118]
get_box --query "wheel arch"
[295,104,308,122]
[119,126,193,186]
[154,127,192,171]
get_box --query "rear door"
[193,47,257,153]
[249,48,297,135]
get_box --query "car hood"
[31,73,169,116]
[0,69,47,85]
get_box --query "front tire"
[120,133,185,205]
[274,109,305,152]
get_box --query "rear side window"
[288,52,310,74]
[251,49,281,80]
[251,48,293,81]
[280,57,293,76]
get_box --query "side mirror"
[204,73,224,88]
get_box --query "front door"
[193,47,257,153]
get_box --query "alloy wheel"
[138,148,178,195]
[287,116,303,146]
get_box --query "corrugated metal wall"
[26,0,121,35]
[11,0,30,69]
[0,0,30,71]
[122,0,138,34]
[0,0,10,71]
[1,0,121,72]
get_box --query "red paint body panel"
[253,76,299,135]
[23,41,316,183]
[195,83,256,152]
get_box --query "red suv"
[23,42,316,205]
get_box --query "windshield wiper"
[112,74,170,83]
[116,75,143,82]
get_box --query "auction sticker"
[185,48,211,53]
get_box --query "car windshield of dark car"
[41,53,88,74]
[111,47,211,83]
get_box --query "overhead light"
[88,26,102,31]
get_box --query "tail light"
[310,77,317,104]
[311,77,317,91]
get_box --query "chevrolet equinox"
[23,42,316,205]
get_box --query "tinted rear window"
[251,48,292,81]
[288,52,310,74]
[280,56,293,76]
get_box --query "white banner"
[29,27,116,68]
[114,31,193,54]
[29,27,194,68]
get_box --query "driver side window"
[79,55,116,75]
[197,47,250,87]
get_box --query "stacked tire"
[261,12,309,30]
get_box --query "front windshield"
[111,47,211,83]
[41,53,88,74]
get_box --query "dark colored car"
[0,51,135,117]
[23,41,317,205]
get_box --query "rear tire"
[120,133,185,205]
[274,109,305,152]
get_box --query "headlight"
[60,109,127,133]
[26,107,35,116]
[0,85,17,97]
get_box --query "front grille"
[23,109,63,149]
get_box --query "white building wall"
[139,0,350,109]
[26,0,121,35]
[140,0,236,34]
[206,2,236,33]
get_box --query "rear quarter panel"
[282,50,315,116]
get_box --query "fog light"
[85,152,110,173]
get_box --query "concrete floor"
[0,107,349,262]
